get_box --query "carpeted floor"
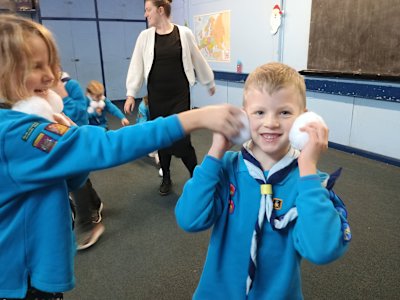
[66,102,400,299]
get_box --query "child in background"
[0,14,244,299]
[175,62,351,299]
[137,95,163,176]
[58,70,88,126]
[52,73,105,250]
[86,80,129,130]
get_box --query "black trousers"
[158,144,197,178]
[70,178,102,234]
[3,282,63,300]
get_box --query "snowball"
[289,111,326,150]
[98,100,105,109]
[230,110,251,145]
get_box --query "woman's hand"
[124,96,135,114]
[208,86,216,96]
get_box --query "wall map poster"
[194,10,231,62]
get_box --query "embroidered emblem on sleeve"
[22,122,40,141]
[273,198,283,210]
[229,183,236,214]
[45,123,69,136]
[33,133,56,153]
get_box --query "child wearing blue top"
[175,62,351,299]
[137,95,162,176]
[86,80,129,130]
[57,71,89,126]
[0,14,244,299]
[53,74,106,250]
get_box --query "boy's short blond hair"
[243,62,306,108]
[0,14,60,105]
[86,80,104,96]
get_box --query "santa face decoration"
[270,4,282,35]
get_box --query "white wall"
[185,0,400,161]
[37,0,399,161]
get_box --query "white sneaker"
[154,153,160,165]
[77,223,105,250]
[92,202,104,223]
[158,168,163,177]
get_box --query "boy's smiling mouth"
[261,133,281,142]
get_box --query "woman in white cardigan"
[124,0,215,196]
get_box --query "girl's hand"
[53,112,76,126]
[124,97,135,114]
[297,121,329,176]
[178,104,244,140]
[208,132,232,159]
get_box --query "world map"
[194,10,231,62]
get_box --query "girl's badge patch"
[33,133,56,153]
[229,183,236,214]
[45,123,69,136]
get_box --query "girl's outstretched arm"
[178,104,244,139]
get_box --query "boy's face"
[89,92,103,101]
[244,87,305,161]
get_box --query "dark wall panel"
[307,0,400,78]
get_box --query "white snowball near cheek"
[230,110,251,145]
[289,111,326,150]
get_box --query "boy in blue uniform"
[86,80,129,130]
[175,62,351,299]
[0,14,244,299]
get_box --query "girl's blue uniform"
[0,109,184,298]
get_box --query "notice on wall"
[194,10,231,62]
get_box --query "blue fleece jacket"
[0,109,184,298]
[62,79,88,126]
[87,97,126,129]
[175,152,350,300]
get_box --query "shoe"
[158,168,163,177]
[92,202,104,223]
[154,153,160,165]
[77,223,105,251]
[159,177,172,196]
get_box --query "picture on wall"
[15,0,34,11]
[194,10,231,62]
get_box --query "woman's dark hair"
[147,0,172,18]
